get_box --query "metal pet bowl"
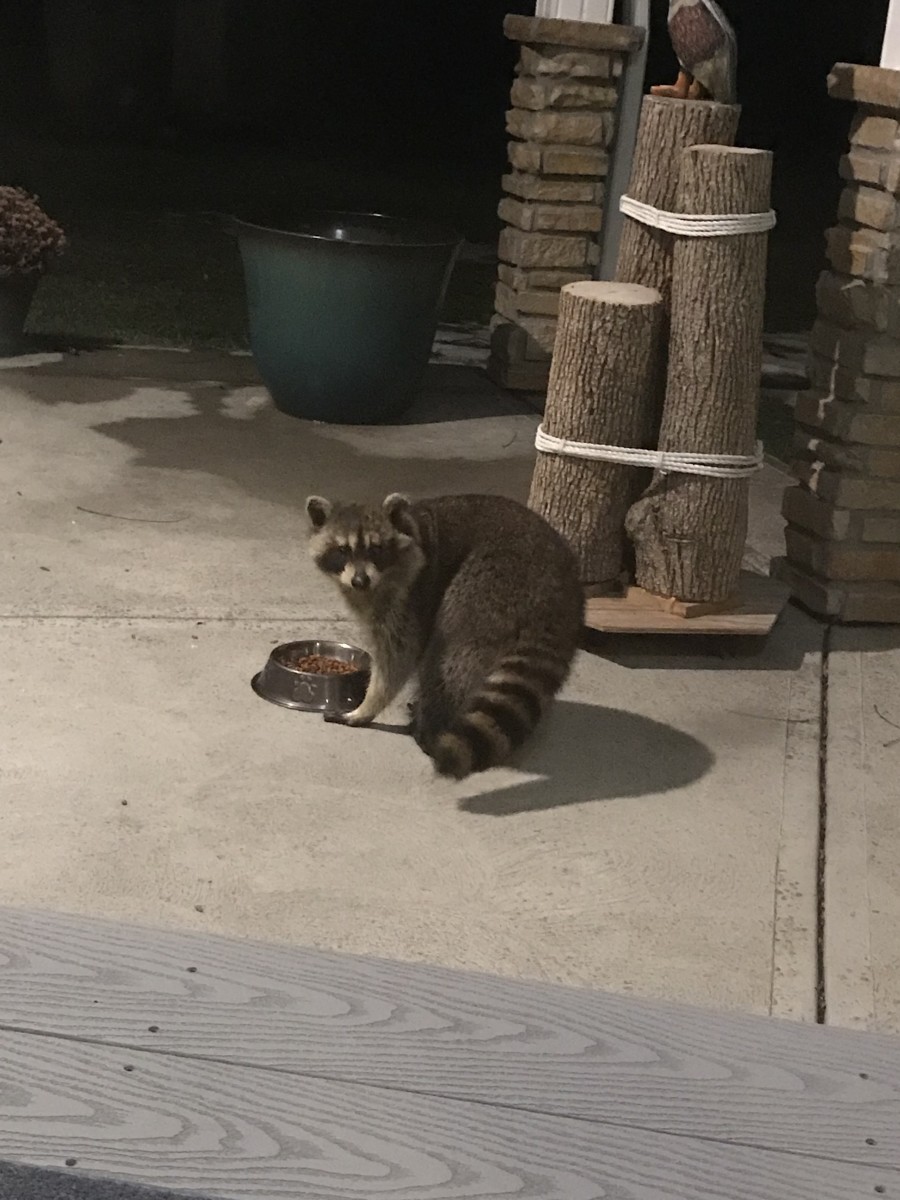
[252,640,370,713]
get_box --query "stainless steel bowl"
[252,640,370,713]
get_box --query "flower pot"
[234,211,461,424]
[0,274,38,356]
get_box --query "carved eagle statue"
[650,0,737,105]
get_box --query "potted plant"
[0,187,66,355]
[233,211,461,424]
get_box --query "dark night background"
[0,0,892,347]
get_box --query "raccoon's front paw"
[329,706,373,727]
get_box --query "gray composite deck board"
[0,909,898,1171]
[0,1028,894,1200]
[0,1160,211,1200]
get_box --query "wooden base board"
[584,571,790,636]
[622,586,740,619]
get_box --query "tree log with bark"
[615,97,740,441]
[529,281,663,590]
[615,96,740,309]
[626,144,773,604]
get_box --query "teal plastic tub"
[234,212,462,424]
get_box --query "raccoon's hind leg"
[415,640,512,777]
[407,698,426,746]
[409,639,460,757]
[409,686,455,756]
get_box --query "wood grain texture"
[614,96,739,311]
[0,910,898,1170]
[0,1029,894,1200]
[529,281,663,585]
[613,98,740,465]
[626,146,773,603]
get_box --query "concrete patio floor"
[0,347,897,1032]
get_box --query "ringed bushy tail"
[431,646,572,780]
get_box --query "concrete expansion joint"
[816,620,834,1026]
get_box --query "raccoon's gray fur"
[305,492,583,779]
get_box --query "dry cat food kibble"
[290,653,358,675]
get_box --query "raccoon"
[305,493,583,779]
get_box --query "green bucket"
[234,211,462,424]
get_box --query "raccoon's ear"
[306,496,332,530]
[383,493,416,537]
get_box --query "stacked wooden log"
[488,15,642,392]
[626,145,772,605]
[528,280,662,589]
[531,93,776,614]
[774,63,900,622]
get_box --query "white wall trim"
[882,0,900,70]
[535,0,615,23]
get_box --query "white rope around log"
[619,194,777,237]
[534,424,764,478]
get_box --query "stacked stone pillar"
[775,63,900,622]
[487,14,643,392]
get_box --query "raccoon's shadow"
[459,700,714,816]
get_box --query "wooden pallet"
[584,570,790,636]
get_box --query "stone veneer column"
[487,14,643,392]
[775,63,900,622]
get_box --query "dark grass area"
[18,137,501,349]
[27,210,496,350]
[30,212,246,348]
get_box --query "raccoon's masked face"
[305,493,423,596]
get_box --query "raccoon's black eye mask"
[317,544,351,574]
[367,543,397,570]
[316,540,400,577]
